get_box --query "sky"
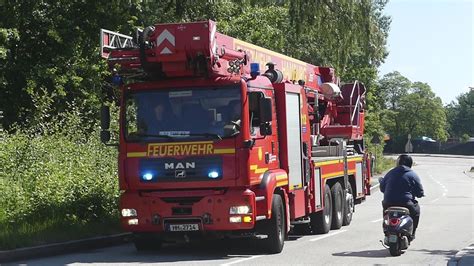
[378,0,473,105]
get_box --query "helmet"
[397,154,413,168]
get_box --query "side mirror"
[100,105,111,144]
[259,97,272,123]
[224,124,239,137]
[100,130,111,143]
[101,105,110,130]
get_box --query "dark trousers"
[383,200,420,235]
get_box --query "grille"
[161,196,203,205]
[172,207,192,215]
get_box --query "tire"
[310,184,332,234]
[262,194,285,254]
[342,184,354,226]
[133,233,162,251]
[389,240,402,256]
[331,182,344,230]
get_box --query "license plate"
[168,224,199,232]
[389,234,398,243]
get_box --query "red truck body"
[101,20,371,253]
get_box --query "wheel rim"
[347,193,354,219]
[337,190,342,220]
[324,193,330,224]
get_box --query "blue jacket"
[380,166,424,204]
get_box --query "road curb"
[448,244,474,266]
[396,153,474,159]
[0,233,131,263]
[464,171,474,178]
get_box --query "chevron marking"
[156,29,175,46]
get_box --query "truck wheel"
[331,182,344,229]
[262,194,285,254]
[310,184,332,234]
[342,185,354,226]
[133,233,162,251]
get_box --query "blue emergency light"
[250,63,260,78]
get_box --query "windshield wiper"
[186,133,223,140]
[130,133,176,140]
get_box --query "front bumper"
[120,188,256,233]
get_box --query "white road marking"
[428,173,449,199]
[371,183,380,190]
[431,198,440,203]
[371,218,383,223]
[221,230,348,265]
[220,255,264,266]
[309,229,347,242]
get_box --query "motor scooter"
[382,206,413,256]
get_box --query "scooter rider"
[380,154,424,239]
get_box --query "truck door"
[285,92,304,190]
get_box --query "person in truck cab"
[380,154,425,239]
[148,98,176,134]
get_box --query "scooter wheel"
[389,240,402,256]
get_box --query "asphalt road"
[13,155,474,265]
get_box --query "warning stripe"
[127,152,147,158]
[321,170,357,179]
[214,148,236,154]
[314,157,363,167]
[250,165,268,174]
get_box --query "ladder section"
[100,29,135,58]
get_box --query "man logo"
[175,170,186,178]
[165,162,195,170]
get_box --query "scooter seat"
[385,207,410,215]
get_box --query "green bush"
[0,110,119,249]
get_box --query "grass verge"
[374,155,396,174]
[0,128,120,250]
[0,218,121,249]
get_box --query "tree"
[446,90,474,138]
[377,71,411,110]
[398,82,447,141]
[0,1,144,130]
[376,72,448,145]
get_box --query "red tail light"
[389,218,401,226]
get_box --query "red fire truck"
[100,20,371,253]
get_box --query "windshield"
[124,85,241,141]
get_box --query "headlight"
[128,218,139,225]
[121,208,137,217]
[230,205,251,214]
[229,216,242,223]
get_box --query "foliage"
[374,156,396,175]
[446,90,474,138]
[0,0,140,130]
[460,133,470,143]
[0,112,119,249]
[376,71,411,110]
[376,72,448,143]
[399,82,447,141]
